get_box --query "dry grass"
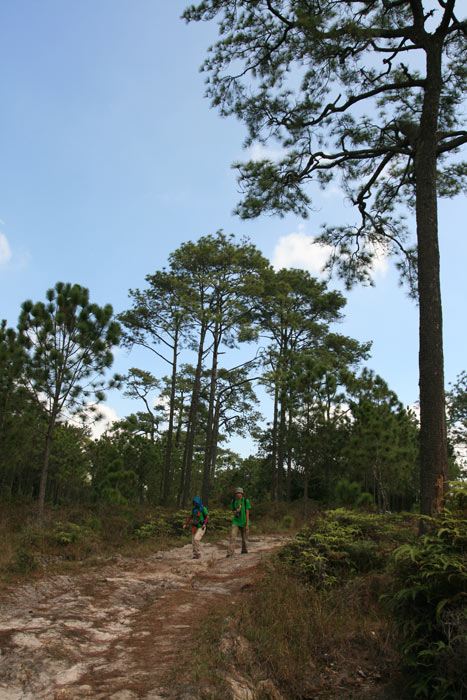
[188,556,404,699]
[0,519,16,571]
[0,501,189,588]
[233,563,402,699]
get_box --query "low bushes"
[279,508,417,586]
[162,508,232,536]
[0,503,234,582]
[387,482,467,699]
[265,496,467,699]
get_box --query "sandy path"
[0,535,287,700]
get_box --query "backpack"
[192,497,206,527]
[192,508,203,527]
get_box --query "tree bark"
[276,331,288,501]
[162,325,179,506]
[287,404,293,501]
[210,402,221,482]
[270,383,279,500]
[416,40,448,517]
[202,320,220,504]
[181,323,207,507]
[37,420,55,524]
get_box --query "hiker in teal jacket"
[226,487,250,557]
[183,496,209,559]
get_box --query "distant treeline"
[1,233,463,516]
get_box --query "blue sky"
[1,1,466,450]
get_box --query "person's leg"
[228,524,239,555]
[193,527,205,558]
[240,526,248,553]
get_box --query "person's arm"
[183,513,193,529]
[245,500,250,529]
[202,508,209,529]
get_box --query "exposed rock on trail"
[0,535,288,700]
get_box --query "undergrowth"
[0,502,233,584]
[386,482,467,699]
[237,563,399,698]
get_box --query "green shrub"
[335,478,363,507]
[387,482,467,699]
[54,522,91,546]
[206,508,232,532]
[165,509,193,534]
[134,516,167,539]
[282,514,295,529]
[279,509,416,587]
[165,508,232,535]
[9,549,38,573]
[85,516,102,533]
[356,491,375,510]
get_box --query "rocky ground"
[0,533,406,700]
[0,535,289,700]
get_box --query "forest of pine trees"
[2,231,463,515]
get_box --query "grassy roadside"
[0,499,305,589]
[190,562,406,700]
[189,509,420,700]
[191,492,467,700]
[0,501,224,588]
[3,498,465,698]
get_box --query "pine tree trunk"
[287,405,293,501]
[162,326,179,506]
[210,404,220,482]
[303,467,309,518]
[202,321,220,504]
[276,332,288,501]
[416,41,448,517]
[181,324,207,507]
[276,400,286,501]
[270,384,279,500]
[37,420,55,524]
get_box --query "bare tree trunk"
[416,41,448,517]
[276,332,288,501]
[37,420,55,524]
[162,326,179,506]
[175,393,185,446]
[210,401,221,482]
[202,321,220,504]
[181,324,207,507]
[287,405,293,501]
[303,467,309,519]
[276,400,286,501]
[270,384,279,501]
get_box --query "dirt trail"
[0,535,288,700]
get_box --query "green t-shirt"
[231,497,251,527]
[191,505,208,528]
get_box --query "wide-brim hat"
[234,487,244,494]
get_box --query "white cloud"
[273,227,388,278]
[322,183,345,199]
[371,249,389,276]
[272,227,331,276]
[82,403,120,439]
[246,142,287,162]
[0,232,12,264]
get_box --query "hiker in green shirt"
[226,487,251,557]
[183,496,209,559]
